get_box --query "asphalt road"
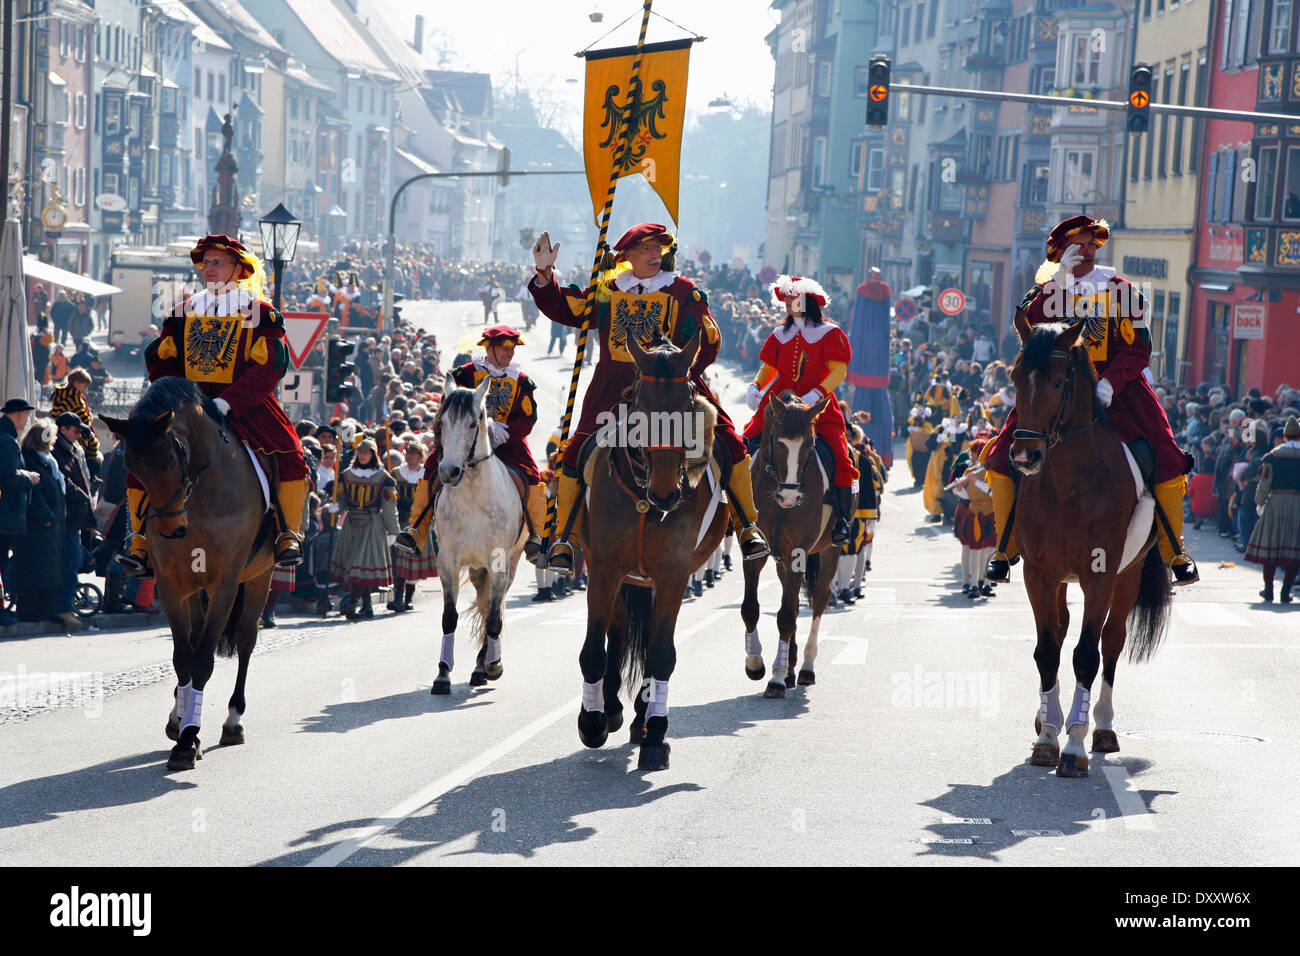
[4,299,1295,866]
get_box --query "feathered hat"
[771,275,831,308]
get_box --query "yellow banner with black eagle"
[582,38,693,226]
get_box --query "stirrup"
[1170,555,1199,587]
[740,526,770,560]
[986,552,1012,583]
[831,518,850,545]
[117,538,152,578]
[274,532,303,567]
[393,530,419,555]
[547,538,575,574]
[524,535,543,565]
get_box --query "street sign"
[759,265,777,284]
[938,288,966,315]
[281,311,330,369]
[95,193,127,212]
[698,250,712,266]
[280,370,314,405]
[1232,303,1265,340]
[732,256,745,269]
[895,298,917,322]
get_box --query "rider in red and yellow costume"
[983,215,1198,586]
[742,276,859,544]
[118,235,309,576]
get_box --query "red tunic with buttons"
[126,293,307,491]
[742,320,859,487]
[985,270,1191,482]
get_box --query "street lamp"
[259,201,300,314]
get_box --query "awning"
[22,257,122,297]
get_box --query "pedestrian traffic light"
[326,336,356,404]
[1128,64,1152,134]
[497,147,512,187]
[865,55,890,128]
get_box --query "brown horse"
[739,391,838,698]
[1008,314,1172,777]
[103,377,276,772]
[573,332,730,770]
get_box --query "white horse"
[430,376,527,694]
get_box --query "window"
[866,147,885,191]
[104,96,121,135]
[1255,145,1279,219]
[73,166,85,206]
[1062,149,1095,202]
[1144,0,1152,18]
[1158,66,1173,178]
[59,22,69,58]
[1267,0,1290,52]
[908,163,919,211]
[1232,0,1250,66]
[1144,75,1159,179]
[939,175,962,211]
[901,6,912,46]
[914,2,924,43]
[290,96,299,119]
[854,67,871,97]
[103,172,118,196]
[816,61,831,97]
[928,0,938,37]
[1220,0,1234,70]
[812,135,826,186]
[849,142,865,179]
[994,133,1019,180]
[1030,65,1055,95]
[369,87,375,114]
[74,92,85,129]
[1170,62,1188,176]
[75,28,86,63]
[218,73,225,103]
[1071,33,1100,86]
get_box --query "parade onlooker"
[50,289,75,345]
[52,412,99,622]
[0,398,41,627]
[1245,416,1300,604]
[14,419,78,630]
[50,368,102,477]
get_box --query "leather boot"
[1154,476,1199,586]
[727,457,770,560]
[985,469,1018,583]
[117,486,153,578]
[546,470,581,574]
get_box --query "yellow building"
[1106,0,1211,386]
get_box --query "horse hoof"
[637,742,671,771]
[1091,730,1120,753]
[607,708,624,734]
[745,662,766,682]
[797,669,816,686]
[219,725,245,746]
[784,670,796,689]
[764,682,786,699]
[485,661,504,681]
[469,669,488,687]
[629,722,645,744]
[165,715,180,742]
[431,677,452,696]
[1056,753,1090,777]
[1030,743,1060,766]
[166,741,201,772]
[578,709,609,749]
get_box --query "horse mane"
[643,344,679,380]
[126,377,224,456]
[430,387,478,460]
[772,390,819,439]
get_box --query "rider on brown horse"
[118,235,308,577]
[529,221,770,573]
[983,214,1198,587]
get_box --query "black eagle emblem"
[612,298,666,354]
[599,75,669,171]
[485,378,514,422]
[185,317,240,376]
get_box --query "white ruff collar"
[186,288,256,318]
[613,270,679,294]
[475,359,519,379]
[771,319,839,345]
[396,463,424,481]
[1063,265,1116,294]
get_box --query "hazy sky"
[386,0,778,137]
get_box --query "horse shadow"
[297,685,495,734]
[263,690,810,865]
[916,755,1175,861]
[0,750,203,830]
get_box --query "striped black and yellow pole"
[546,0,656,544]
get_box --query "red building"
[1190,2,1300,395]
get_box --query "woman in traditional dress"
[1245,416,1300,604]
[328,438,398,619]
[389,436,437,612]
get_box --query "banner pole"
[546,0,656,547]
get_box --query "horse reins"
[1011,347,1098,452]
[145,429,230,534]
[757,420,814,491]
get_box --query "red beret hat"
[613,222,672,253]
[1045,215,1110,261]
[190,235,258,280]
[478,324,525,346]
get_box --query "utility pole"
[1,0,15,219]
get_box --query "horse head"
[1009,312,1091,476]
[761,388,832,508]
[101,377,225,539]
[434,376,490,487]
[626,331,706,513]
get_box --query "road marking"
[936,816,993,825]
[1172,603,1247,628]
[1009,828,1064,837]
[825,636,869,666]
[921,837,975,844]
[1101,764,1156,830]
[308,607,734,867]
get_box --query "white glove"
[386,534,397,546]
[214,397,231,416]
[1095,377,1114,407]
[1051,243,1084,285]
[800,388,823,405]
[490,421,510,448]
[532,231,559,275]
[746,382,762,411]
[325,502,340,513]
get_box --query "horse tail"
[802,551,821,602]
[466,569,493,649]
[217,584,246,658]
[618,583,654,690]
[1126,545,1172,664]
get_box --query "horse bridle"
[617,372,696,504]
[144,428,229,535]
[1011,346,1098,453]
[757,415,815,491]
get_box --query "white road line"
[1009,828,1064,837]
[1101,764,1157,830]
[1172,603,1248,628]
[936,816,993,825]
[308,607,734,867]
[826,637,869,666]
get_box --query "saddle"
[1126,437,1156,490]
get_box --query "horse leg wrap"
[1038,683,1063,736]
[486,637,502,663]
[774,639,791,671]
[582,679,604,713]
[181,688,204,733]
[647,678,669,719]
[745,629,762,657]
[174,680,192,720]
[1067,684,1091,731]
[440,633,455,670]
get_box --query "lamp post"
[259,202,301,314]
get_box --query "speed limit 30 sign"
[938,288,966,315]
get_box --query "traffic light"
[919,287,934,313]
[497,147,512,187]
[326,336,356,404]
[865,55,890,128]
[519,227,535,249]
[1128,64,1152,133]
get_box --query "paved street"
[3,300,1297,867]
